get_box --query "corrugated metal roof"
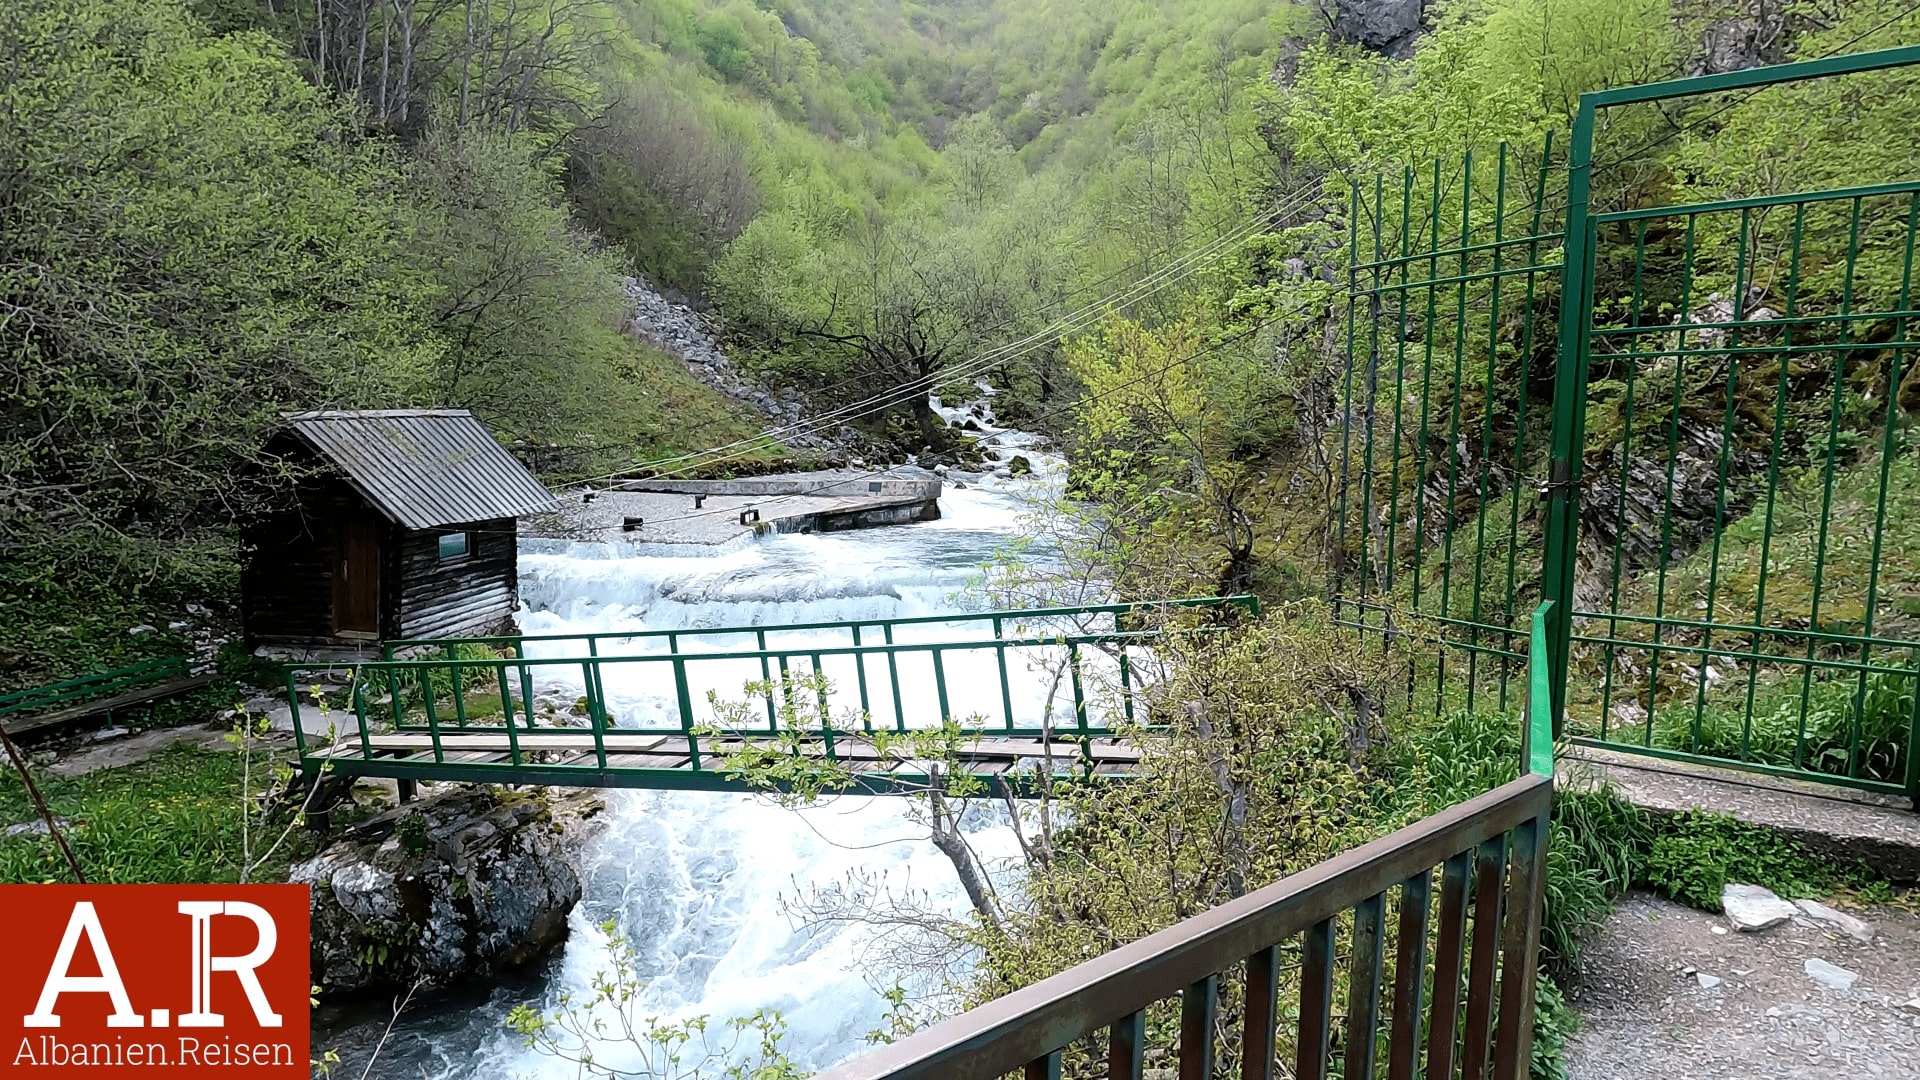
[283,410,559,529]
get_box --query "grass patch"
[1625,447,1920,641]
[1640,809,1889,910]
[0,743,311,885]
[1643,668,1914,784]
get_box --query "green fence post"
[931,647,951,725]
[756,628,777,728]
[450,659,468,729]
[884,624,906,732]
[1526,602,1556,778]
[1069,642,1091,777]
[419,668,444,764]
[583,660,607,769]
[851,625,873,731]
[496,658,515,729]
[1905,648,1920,809]
[775,653,794,732]
[350,675,371,761]
[1540,94,1597,733]
[285,670,311,759]
[520,663,539,732]
[671,646,699,770]
[993,616,1016,732]
[386,667,405,730]
[811,652,835,758]
[498,661,523,766]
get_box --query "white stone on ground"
[1723,883,1799,931]
[1794,898,1876,944]
[1803,957,1859,991]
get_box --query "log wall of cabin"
[393,518,517,640]
[241,480,361,645]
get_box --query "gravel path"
[1566,890,1920,1079]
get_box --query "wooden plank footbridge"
[287,596,1260,794]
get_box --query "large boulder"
[1320,0,1425,58]
[293,787,604,997]
[1693,8,1788,76]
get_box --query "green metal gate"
[1333,45,1920,801]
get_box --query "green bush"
[1650,669,1913,785]
[1411,711,1649,974]
[1639,809,1882,910]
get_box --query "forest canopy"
[3,0,1917,683]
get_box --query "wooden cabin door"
[332,514,382,638]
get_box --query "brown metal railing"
[818,771,1552,1080]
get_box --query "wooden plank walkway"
[305,730,1145,794]
[2,674,217,736]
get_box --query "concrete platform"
[1561,744,1920,883]
[536,468,942,546]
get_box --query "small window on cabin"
[437,532,471,561]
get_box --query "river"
[317,406,1082,1078]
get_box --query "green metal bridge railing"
[289,596,1258,792]
[381,595,1257,661]
[1329,45,1920,803]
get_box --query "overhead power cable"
[566,277,1338,535]
[568,188,1316,487]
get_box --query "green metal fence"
[0,657,191,718]
[818,605,1558,1080]
[1332,46,1920,801]
[1329,137,1567,717]
[383,595,1259,662]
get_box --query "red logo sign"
[0,886,309,1077]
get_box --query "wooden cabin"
[242,410,559,651]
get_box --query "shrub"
[1639,809,1882,910]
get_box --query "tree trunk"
[352,0,370,101]
[911,393,939,449]
[395,0,414,124]
[928,771,1003,930]
[1188,700,1249,900]
[376,10,391,124]
[459,0,474,125]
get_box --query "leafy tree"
[0,0,433,593]
[567,77,764,290]
[941,114,1016,212]
[1066,312,1293,597]
[714,209,1030,443]
[1274,0,1683,184]
[410,125,754,467]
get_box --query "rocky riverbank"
[295,786,605,997]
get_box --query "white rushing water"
[321,398,1087,1077]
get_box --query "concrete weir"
[539,468,943,547]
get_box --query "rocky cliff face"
[1319,0,1425,58]
[1693,4,1789,76]
[295,787,604,997]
